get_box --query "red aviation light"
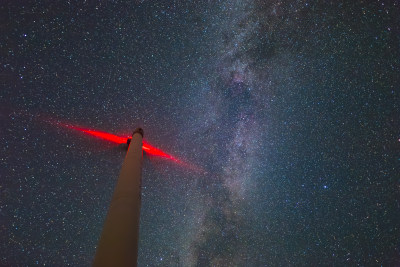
[54,121,204,173]
[142,140,178,161]
[68,126,128,144]
[64,124,179,162]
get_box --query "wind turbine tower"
[93,128,144,267]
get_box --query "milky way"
[1,0,399,266]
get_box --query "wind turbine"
[53,122,196,266]
[93,127,144,267]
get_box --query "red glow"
[63,124,179,161]
[142,140,178,161]
[69,126,128,144]
[54,121,205,173]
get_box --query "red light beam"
[142,140,178,161]
[61,123,178,161]
[53,121,205,173]
[67,125,128,144]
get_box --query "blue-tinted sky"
[1,0,399,266]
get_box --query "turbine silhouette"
[49,120,203,266]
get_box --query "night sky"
[1,0,400,266]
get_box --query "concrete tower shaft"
[93,128,143,267]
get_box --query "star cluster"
[1,0,399,266]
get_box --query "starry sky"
[1,0,400,266]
